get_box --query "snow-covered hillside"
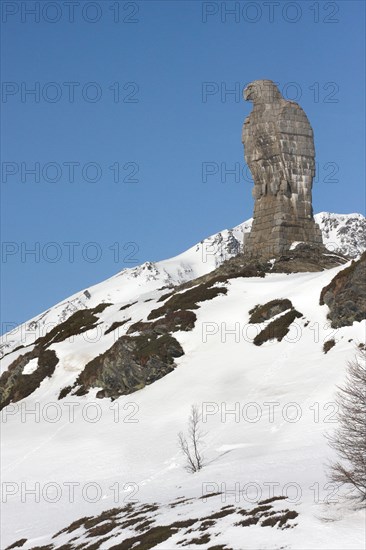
[315,212,366,257]
[1,212,364,360]
[1,212,365,550]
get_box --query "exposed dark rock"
[176,246,346,298]
[128,310,197,335]
[72,279,228,401]
[0,303,112,409]
[323,339,336,354]
[261,509,298,528]
[0,348,59,410]
[271,243,346,273]
[34,304,111,349]
[74,332,183,398]
[183,533,211,545]
[147,280,228,320]
[258,495,287,505]
[58,385,72,400]
[253,309,303,346]
[104,319,131,335]
[11,495,298,549]
[249,299,293,323]
[5,539,27,550]
[320,252,366,328]
[120,301,137,311]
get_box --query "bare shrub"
[328,350,366,503]
[178,405,205,473]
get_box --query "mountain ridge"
[1,212,365,360]
[1,212,365,549]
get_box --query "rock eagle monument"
[242,79,323,258]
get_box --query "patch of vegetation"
[107,520,197,550]
[323,339,336,354]
[148,281,228,320]
[261,509,298,528]
[169,497,195,508]
[157,290,175,302]
[135,519,155,532]
[236,516,259,527]
[199,520,215,530]
[183,533,211,545]
[253,309,303,346]
[79,538,110,550]
[53,516,93,537]
[5,539,27,549]
[247,505,272,515]
[249,299,293,323]
[206,508,235,520]
[199,492,222,500]
[0,349,59,409]
[82,509,122,530]
[104,319,130,335]
[138,504,159,513]
[34,306,107,349]
[1,344,26,360]
[129,310,197,336]
[92,303,112,314]
[87,521,118,537]
[120,515,148,529]
[58,386,72,400]
[0,304,114,408]
[17,493,300,549]
[258,495,287,505]
[120,301,137,311]
[73,386,89,397]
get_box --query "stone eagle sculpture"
[242,79,323,258]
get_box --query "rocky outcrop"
[242,79,323,258]
[69,279,231,399]
[74,332,184,399]
[247,298,303,346]
[5,494,299,550]
[0,348,59,409]
[320,252,366,328]
[253,309,303,346]
[249,299,293,323]
[178,245,347,294]
[0,303,110,409]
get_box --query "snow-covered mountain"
[315,212,366,257]
[1,212,365,550]
[1,212,364,360]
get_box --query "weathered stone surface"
[249,299,293,324]
[320,252,366,328]
[177,245,347,293]
[0,348,59,410]
[242,79,323,258]
[74,332,184,398]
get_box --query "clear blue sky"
[1,0,365,331]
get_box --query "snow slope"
[1,212,364,360]
[1,213,366,549]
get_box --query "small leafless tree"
[328,349,366,503]
[178,404,205,473]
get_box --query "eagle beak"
[243,86,252,101]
